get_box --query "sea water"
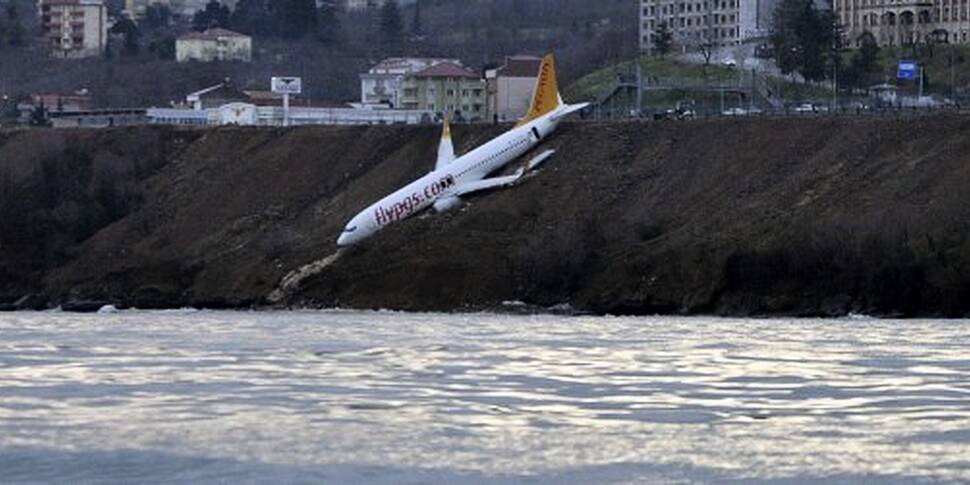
[0,310,968,484]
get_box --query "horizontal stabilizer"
[550,103,590,122]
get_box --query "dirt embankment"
[2,116,970,316]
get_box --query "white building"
[342,0,416,10]
[485,55,542,122]
[360,57,461,108]
[639,0,779,54]
[835,0,970,47]
[39,0,108,59]
[176,28,252,62]
[125,0,238,20]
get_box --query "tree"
[379,0,403,46]
[411,0,423,37]
[925,28,949,58]
[109,16,140,57]
[845,31,880,90]
[0,5,25,48]
[230,0,271,36]
[653,21,672,58]
[192,0,231,31]
[275,0,318,39]
[143,4,172,29]
[148,35,176,60]
[29,103,51,127]
[317,2,341,44]
[771,0,835,81]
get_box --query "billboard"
[271,77,302,95]
[897,61,917,80]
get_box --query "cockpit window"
[343,226,358,233]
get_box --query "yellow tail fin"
[516,54,561,127]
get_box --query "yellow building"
[401,62,486,122]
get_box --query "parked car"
[722,107,764,116]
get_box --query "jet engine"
[433,195,461,213]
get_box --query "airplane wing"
[435,118,455,170]
[452,150,556,197]
[453,169,525,196]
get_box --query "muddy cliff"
[2,116,969,316]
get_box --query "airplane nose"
[337,232,351,246]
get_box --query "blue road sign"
[897,60,918,80]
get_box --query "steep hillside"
[2,116,970,316]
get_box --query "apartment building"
[401,62,486,121]
[176,28,252,62]
[39,0,108,58]
[124,0,238,20]
[836,0,970,46]
[360,57,460,107]
[639,0,778,54]
[343,0,415,10]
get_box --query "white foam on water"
[267,249,345,303]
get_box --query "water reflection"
[0,311,968,483]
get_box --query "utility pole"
[950,43,955,102]
[283,92,290,127]
[919,66,924,99]
[832,60,838,112]
[636,61,643,118]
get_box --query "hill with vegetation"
[2,115,970,317]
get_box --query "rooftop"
[497,56,543,78]
[413,62,479,79]
[178,28,250,41]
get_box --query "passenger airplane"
[337,54,588,246]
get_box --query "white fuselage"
[337,111,564,246]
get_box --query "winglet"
[516,54,562,127]
[441,115,451,140]
[435,116,456,170]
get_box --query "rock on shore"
[1,116,969,316]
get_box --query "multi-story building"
[639,0,779,54]
[125,0,238,20]
[176,28,252,62]
[360,57,460,108]
[836,0,970,46]
[485,55,542,122]
[401,62,486,121]
[342,0,416,10]
[39,0,108,58]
